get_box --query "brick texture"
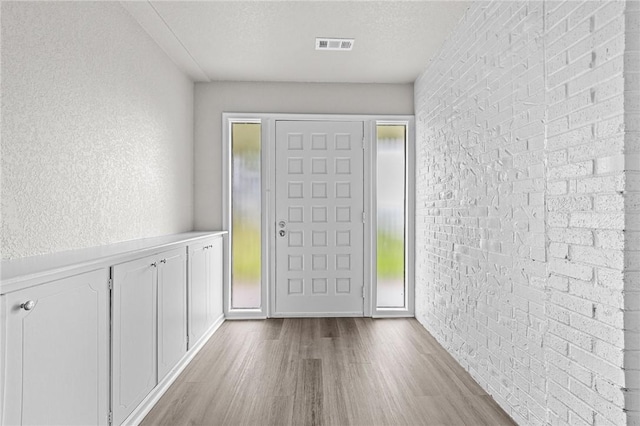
[414,0,636,424]
[624,1,640,424]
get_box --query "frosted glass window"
[231,123,261,309]
[376,125,406,308]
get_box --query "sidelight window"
[376,124,407,308]
[231,123,261,309]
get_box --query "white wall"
[193,81,413,230]
[1,2,194,260]
[415,0,634,424]
[624,1,640,423]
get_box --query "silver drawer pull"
[21,300,35,311]
[151,262,157,268]
[160,259,167,264]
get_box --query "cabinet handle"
[160,259,167,264]
[151,262,157,268]
[20,300,35,311]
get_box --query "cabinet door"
[209,236,224,321]
[2,269,109,426]
[112,255,157,426]
[157,248,187,381]
[188,241,208,348]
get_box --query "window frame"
[371,119,415,317]
[223,116,268,319]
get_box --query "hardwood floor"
[141,318,516,426]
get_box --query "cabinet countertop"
[1,231,227,294]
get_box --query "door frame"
[222,113,415,319]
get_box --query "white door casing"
[274,120,364,316]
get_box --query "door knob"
[279,230,286,237]
[278,221,286,228]
[21,300,35,311]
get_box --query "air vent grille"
[315,38,354,51]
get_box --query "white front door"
[274,120,364,316]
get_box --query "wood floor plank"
[319,317,340,338]
[317,338,350,426]
[292,358,324,426]
[142,318,516,426]
[261,317,284,340]
[140,381,206,426]
[413,396,468,425]
[266,396,294,426]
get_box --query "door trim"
[223,113,415,319]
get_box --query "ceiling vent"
[315,38,354,51]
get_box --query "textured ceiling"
[123,1,470,84]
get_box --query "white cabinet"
[1,232,224,426]
[188,236,223,348]
[111,248,186,426]
[1,269,109,426]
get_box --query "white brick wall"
[624,1,640,424]
[414,0,637,424]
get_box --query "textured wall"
[193,81,413,230]
[1,2,194,260]
[624,1,640,423]
[544,2,629,425]
[415,0,634,424]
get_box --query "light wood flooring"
[142,318,516,426]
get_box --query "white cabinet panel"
[2,269,109,426]
[112,255,157,426]
[210,237,223,321]
[188,236,223,348]
[157,248,187,381]
[188,241,208,347]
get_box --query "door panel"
[157,248,187,381]
[209,237,224,321]
[112,255,157,426]
[275,120,364,316]
[188,242,208,346]
[2,269,109,426]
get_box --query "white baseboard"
[122,315,225,426]
[372,311,414,318]
[270,312,364,318]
